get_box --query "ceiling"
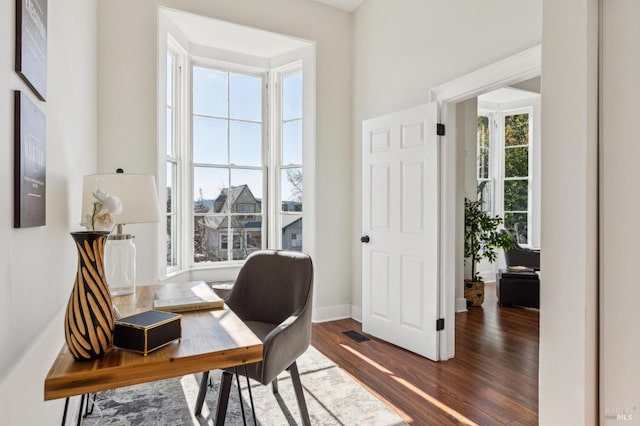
[162,8,312,58]
[311,0,365,12]
[478,87,539,104]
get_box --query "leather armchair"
[500,228,540,271]
[195,250,314,426]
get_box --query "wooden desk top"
[44,282,262,400]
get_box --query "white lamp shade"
[82,173,161,225]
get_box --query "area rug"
[81,346,406,425]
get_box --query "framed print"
[15,0,47,101]
[14,91,46,228]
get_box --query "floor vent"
[343,330,370,342]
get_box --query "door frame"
[428,44,541,360]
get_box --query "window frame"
[188,58,268,268]
[165,37,187,276]
[477,97,540,248]
[270,63,304,251]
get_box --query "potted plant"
[464,198,512,306]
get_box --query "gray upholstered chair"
[195,250,314,426]
[500,228,540,270]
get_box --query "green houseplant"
[464,198,512,306]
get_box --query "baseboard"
[312,304,352,323]
[350,305,362,322]
[456,297,468,312]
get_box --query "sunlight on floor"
[341,343,478,425]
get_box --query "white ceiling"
[478,87,539,104]
[162,8,312,58]
[311,0,365,12]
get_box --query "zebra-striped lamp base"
[64,231,115,361]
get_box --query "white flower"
[83,188,123,231]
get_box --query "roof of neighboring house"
[282,217,302,231]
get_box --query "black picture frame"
[14,91,46,228]
[15,0,47,101]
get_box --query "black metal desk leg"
[194,371,210,415]
[76,394,85,426]
[243,365,257,425]
[234,367,247,425]
[61,397,70,426]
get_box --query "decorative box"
[113,310,182,356]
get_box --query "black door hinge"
[436,318,445,331]
[436,123,445,136]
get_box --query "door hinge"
[436,123,445,136]
[436,318,445,331]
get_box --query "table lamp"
[82,170,160,295]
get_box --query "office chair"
[195,250,314,426]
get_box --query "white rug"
[81,346,406,425]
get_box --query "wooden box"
[114,310,182,356]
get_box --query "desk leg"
[61,397,70,426]
[243,365,257,425]
[234,367,247,425]
[194,371,210,415]
[76,394,85,426]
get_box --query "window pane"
[282,72,302,121]
[193,67,227,117]
[281,168,303,211]
[230,169,263,212]
[230,73,262,122]
[477,180,492,214]
[281,215,302,251]
[504,179,528,211]
[167,54,173,108]
[230,121,261,166]
[477,115,489,149]
[230,223,261,261]
[505,113,529,147]
[477,147,489,180]
[166,162,175,214]
[282,119,302,165]
[194,167,229,212]
[505,146,529,178]
[194,214,227,263]
[166,107,173,157]
[193,116,228,164]
[167,215,177,267]
[504,213,528,244]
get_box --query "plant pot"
[464,280,485,307]
[64,231,115,361]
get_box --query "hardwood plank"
[311,282,538,425]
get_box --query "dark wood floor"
[311,282,539,425]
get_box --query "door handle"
[360,235,370,243]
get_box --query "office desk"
[44,282,262,401]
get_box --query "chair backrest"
[225,250,314,327]
[500,227,519,248]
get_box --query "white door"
[362,103,440,361]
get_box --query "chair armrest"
[260,313,311,384]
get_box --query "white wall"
[351,0,542,316]
[540,0,598,423]
[600,0,640,423]
[0,0,98,422]
[97,0,353,319]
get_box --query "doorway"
[428,44,541,359]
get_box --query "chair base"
[194,361,311,426]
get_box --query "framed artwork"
[14,91,46,228]
[15,0,47,101]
